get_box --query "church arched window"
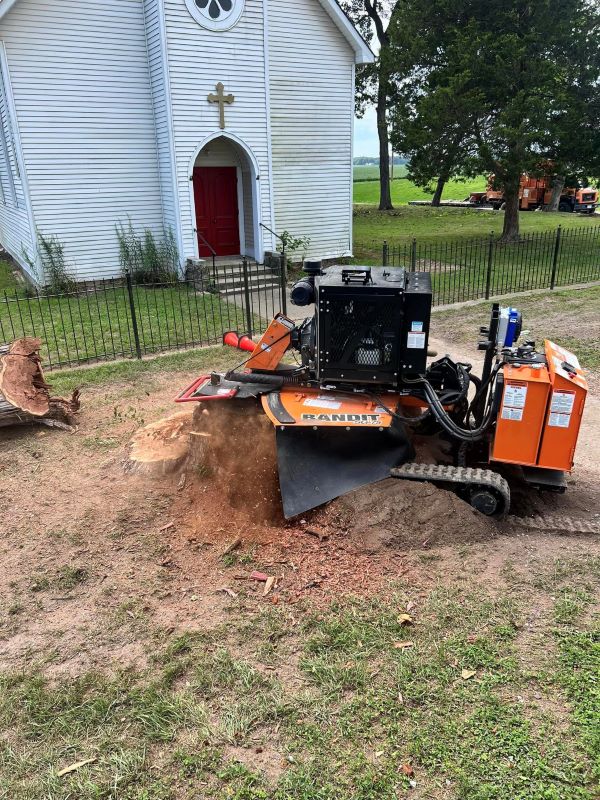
[185,0,245,31]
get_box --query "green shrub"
[22,231,78,294]
[116,220,179,284]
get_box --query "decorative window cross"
[207,82,235,129]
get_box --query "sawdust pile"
[128,406,499,552]
[327,478,495,551]
[188,401,282,523]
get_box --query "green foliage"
[116,220,179,284]
[23,230,78,294]
[278,230,311,262]
[385,0,600,240]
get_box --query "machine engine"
[291,263,432,387]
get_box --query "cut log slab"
[0,339,80,430]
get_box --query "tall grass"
[116,221,179,284]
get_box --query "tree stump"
[0,339,80,430]
[125,410,194,476]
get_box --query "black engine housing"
[313,266,432,388]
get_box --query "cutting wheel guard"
[277,424,414,518]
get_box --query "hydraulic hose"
[404,375,498,443]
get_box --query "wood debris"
[0,338,80,430]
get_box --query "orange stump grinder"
[177,262,587,519]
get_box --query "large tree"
[391,80,481,206]
[385,0,600,240]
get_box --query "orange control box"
[537,341,587,471]
[491,341,587,470]
[492,362,551,466]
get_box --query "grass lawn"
[1,565,598,799]
[0,282,267,370]
[353,205,600,253]
[49,343,235,395]
[354,175,486,204]
[0,258,17,292]
[353,207,600,304]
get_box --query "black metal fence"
[1,224,598,372]
[382,223,600,305]
[0,259,285,371]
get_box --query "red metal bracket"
[175,375,237,403]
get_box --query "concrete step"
[220,281,281,296]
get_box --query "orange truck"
[470,174,598,213]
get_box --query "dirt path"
[0,339,598,679]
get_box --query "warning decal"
[501,407,524,422]
[504,383,527,409]
[550,391,575,415]
[548,412,571,429]
[407,332,426,349]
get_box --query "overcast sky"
[354,107,379,157]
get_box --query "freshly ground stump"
[126,410,195,476]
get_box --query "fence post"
[279,246,288,317]
[242,257,254,337]
[382,240,389,267]
[125,270,142,360]
[411,238,417,272]
[550,225,562,290]
[485,232,494,299]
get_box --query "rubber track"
[390,462,598,534]
[391,463,510,513]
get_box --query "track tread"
[514,515,600,535]
[390,462,510,517]
[390,463,598,534]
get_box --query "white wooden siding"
[163,0,274,261]
[0,47,34,274]
[269,0,355,260]
[0,0,164,280]
[143,0,180,255]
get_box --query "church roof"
[0,0,374,63]
[318,0,375,64]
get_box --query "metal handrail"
[260,222,287,314]
[195,229,217,283]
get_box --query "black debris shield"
[275,424,413,519]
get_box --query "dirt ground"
[0,335,599,679]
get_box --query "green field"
[353,164,408,182]
[353,205,600,252]
[354,176,487,204]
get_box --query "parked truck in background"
[469,174,598,213]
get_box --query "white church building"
[0,0,372,282]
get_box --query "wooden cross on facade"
[207,82,234,129]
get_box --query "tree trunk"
[500,180,520,242]
[376,80,393,211]
[0,338,80,430]
[544,175,565,212]
[431,176,446,207]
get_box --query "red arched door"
[193,166,241,256]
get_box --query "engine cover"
[315,266,432,388]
